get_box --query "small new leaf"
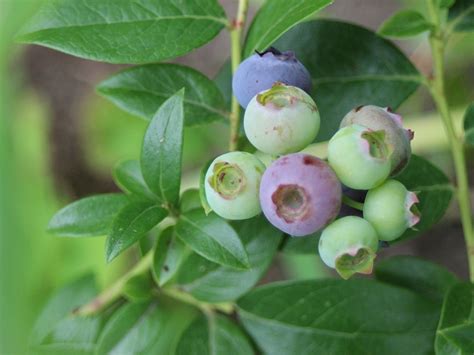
[113,160,156,201]
[106,201,167,262]
[379,10,432,38]
[141,89,184,207]
[463,102,474,145]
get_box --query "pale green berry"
[204,152,265,220]
[318,216,379,279]
[328,124,392,190]
[363,179,420,241]
[244,83,320,155]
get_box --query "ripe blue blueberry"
[204,152,265,220]
[244,83,320,155]
[328,124,392,190]
[259,153,342,236]
[341,105,413,175]
[318,216,379,279]
[232,47,312,108]
[363,179,420,241]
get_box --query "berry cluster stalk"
[427,0,474,281]
[229,0,249,151]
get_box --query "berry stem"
[229,0,249,151]
[342,195,364,211]
[427,0,474,281]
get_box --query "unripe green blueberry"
[318,216,379,279]
[363,179,420,241]
[244,83,320,155]
[328,124,392,190]
[341,105,413,175]
[204,152,265,220]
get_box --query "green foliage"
[113,160,156,200]
[378,10,432,38]
[175,216,282,302]
[98,64,228,125]
[105,201,168,262]
[141,90,184,207]
[463,102,474,145]
[438,0,456,8]
[17,0,227,64]
[274,20,422,141]
[375,256,459,303]
[47,194,129,237]
[243,0,332,57]
[175,314,254,355]
[237,279,441,355]
[395,155,454,242]
[435,283,474,354]
[449,0,474,32]
[175,210,250,269]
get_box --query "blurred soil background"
[1,0,473,353]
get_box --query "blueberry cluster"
[203,48,420,279]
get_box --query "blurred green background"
[1,0,473,353]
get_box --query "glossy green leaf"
[199,159,213,215]
[238,279,440,355]
[280,232,320,255]
[378,10,432,38]
[17,0,227,64]
[175,210,250,270]
[274,20,422,141]
[176,314,254,355]
[153,227,189,287]
[113,160,156,200]
[98,64,228,125]
[463,102,474,145]
[179,189,202,213]
[141,90,184,206]
[435,283,474,354]
[438,0,455,8]
[47,194,129,237]
[106,201,168,262]
[375,256,458,303]
[243,0,332,57]
[176,216,282,302]
[394,155,454,242]
[30,274,100,350]
[449,0,474,32]
[96,299,198,354]
[122,273,154,302]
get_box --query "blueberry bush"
[18,0,474,353]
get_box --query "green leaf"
[47,194,129,237]
[96,299,198,354]
[17,0,227,64]
[274,19,421,141]
[449,0,474,32]
[237,279,441,355]
[463,102,474,145]
[122,273,154,302]
[153,227,189,287]
[113,160,156,200]
[175,210,250,270]
[179,189,202,213]
[30,274,98,347]
[106,201,168,262]
[98,64,228,125]
[438,0,455,8]
[141,90,184,206]
[378,10,432,38]
[280,232,320,254]
[394,155,454,242]
[243,0,332,57]
[375,255,458,303]
[435,283,474,354]
[176,314,254,355]
[199,159,213,215]
[176,216,282,302]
